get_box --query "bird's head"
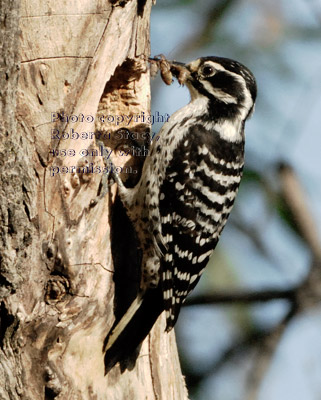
[171,56,257,122]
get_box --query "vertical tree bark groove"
[0,0,188,398]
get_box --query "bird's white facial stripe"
[240,87,254,118]
[199,63,253,113]
[201,61,225,72]
[188,59,253,111]
[247,103,255,119]
[200,81,238,104]
[186,81,202,101]
[223,71,254,114]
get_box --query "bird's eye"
[201,64,215,77]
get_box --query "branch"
[245,163,321,399]
[278,162,321,260]
[184,287,296,306]
[245,306,295,400]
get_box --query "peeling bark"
[0,0,188,398]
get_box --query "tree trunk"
[0,0,188,398]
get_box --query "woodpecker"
[104,56,257,371]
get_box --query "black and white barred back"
[104,56,257,370]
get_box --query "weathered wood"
[0,0,188,398]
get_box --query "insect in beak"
[149,55,190,86]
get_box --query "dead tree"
[0,0,188,398]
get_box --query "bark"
[0,0,188,399]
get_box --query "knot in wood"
[45,275,69,304]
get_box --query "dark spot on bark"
[137,0,147,16]
[0,301,15,350]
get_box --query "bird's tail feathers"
[103,288,163,374]
[104,291,144,353]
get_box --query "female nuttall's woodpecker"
[103,56,257,372]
